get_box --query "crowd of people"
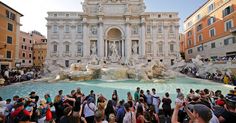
[0,67,42,86]
[0,86,236,123]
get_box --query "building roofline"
[0,1,23,17]
[184,0,209,22]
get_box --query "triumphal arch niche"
[46,0,180,67]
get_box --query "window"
[30,40,32,43]
[198,34,203,42]
[197,24,202,31]
[77,25,82,33]
[21,45,24,49]
[170,44,174,52]
[29,60,31,63]
[169,15,172,18]
[65,60,69,67]
[209,28,216,37]
[24,46,27,50]
[54,14,57,17]
[197,14,201,20]
[66,14,69,17]
[188,49,193,54]
[29,54,32,58]
[6,10,15,21]
[65,45,69,52]
[225,20,233,31]
[211,42,216,48]
[8,23,13,31]
[65,25,70,33]
[77,43,83,54]
[23,38,25,42]
[53,25,58,33]
[6,51,11,58]
[197,45,203,52]
[187,31,192,37]
[145,42,152,54]
[188,40,192,47]
[22,60,25,63]
[146,25,151,34]
[7,36,12,44]
[224,37,235,45]
[208,3,215,13]
[223,6,233,17]
[23,53,25,57]
[53,45,57,52]
[158,25,163,33]
[208,17,215,25]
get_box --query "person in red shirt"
[11,99,32,123]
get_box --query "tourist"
[83,97,96,123]
[127,92,133,102]
[136,104,149,123]
[123,103,136,123]
[146,90,153,108]
[108,113,116,123]
[37,100,48,123]
[223,74,230,84]
[162,92,172,119]
[218,91,236,123]
[215,94,225,107]
[134,87,140,102]
[54,92,64,123]
[60,106,87,123]
[105,100,116,121]
[187,89,195,101]
[146,105,159,123]
[112,90,119,107]
[29,91,39,122]
[152,88,160,114]
[175,89,185,123]
[95,110,108,123]
[73,91,83,116]
[10,99,32,123]
[140,90,147,103]
[87,90,96,103]
[44,93,53,107]
[116,100,125,123]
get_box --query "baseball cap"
[193,104,212,122]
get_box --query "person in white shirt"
[123,103,136,123]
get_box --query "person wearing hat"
[172,103,212,123]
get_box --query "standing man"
[152,88,160,114]
[134,87,140,102]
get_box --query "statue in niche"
[109,42,119,62]
[90,42,97,55]
[132,42,138,55]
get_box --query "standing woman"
[112,90,119,107]
[136,104,149,123]
[162,92,172,122]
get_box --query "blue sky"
[1,0,207,36]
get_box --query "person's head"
[225,93,236,112]
[0,97,2,101]
[193,104,212,123]
[29,91,36,97]
[146,90,150,94]
[106,100,113,109]
[13,95,19,101]
[140,90,144,94]
[165,92,169,97]
[6,99,11,104]
[152,88,156,93]
[139,97,144,103]
[190,89,194,94]
[90,90,94,95]
[176,88,181,93]
[195,89,200,94]
[113,90,117,95]
[136,87,140,92]
[95,110,104,123]
[63,106,73,116]
[39,99,46,107]
[119,99,125,107]
[59,90,63,95]
[124,103,130,112]
[108,113,116,123]
[44,94,50,98]
[71,90,76,96]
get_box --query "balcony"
[230,27,236,34]
[62,52,72,57]
[75,52,83,57]
[50,52,59,57]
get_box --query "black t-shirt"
[73,96,81,112]
[30,95,39,104]
[221,110,236,123]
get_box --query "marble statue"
[132,42,138,55]
[98,3,103,12]
[90,42,97,55]
[109,42,120,62]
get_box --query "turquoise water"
[0,77,234,105]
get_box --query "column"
[98,22,104,57]
[122,39,124,57]
[152,26,157,57]
[164,26,169,57]
[105,40,107,58]
[82,17,89,57]
[141,17,146,57]
[125,23,131,58]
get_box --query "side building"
[19,31,33,67]
[0,1,23,69]
[184,0,236,60]
[33,39,47,68]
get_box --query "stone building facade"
[46,0,180,67]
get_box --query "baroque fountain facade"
[45,0,181,81]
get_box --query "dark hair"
[0,97,2,101]
[124,103,130,111]
[127,100,133,108]
[136,104,144,118]
[165,92,169,97]
[6,99,11,102]
[105,100,115,121]
[195,89,200,93]
[190,89,194,93]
